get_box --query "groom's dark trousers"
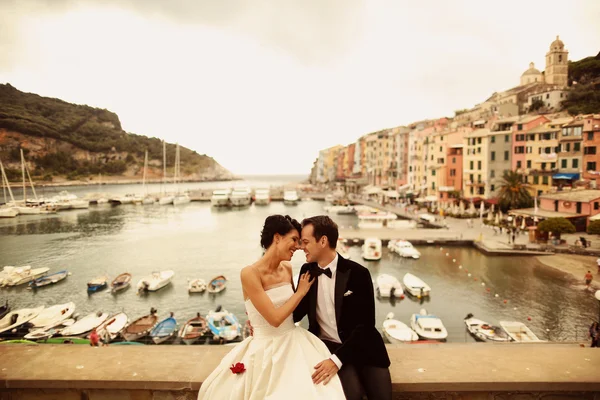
[294,255,392,400]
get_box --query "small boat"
[336,239,351,260]
[111,273,132,293]
[207,275,227,294]
[29,270,69,288]
[362,238,382,261]
[121,308,159,341]
[178,313,209,345]
[188,278,207,293]
[60,311,108,337]
[388,240,421,259]
[0,306,44,335]
[29,302,75,328]
[464,314,512,343]
[283,190,299,205]
[376,274,404,298]
[253,188,271,205]
[0,339,38,345]
[207,306,241,342]
[382,313,418,343]
[0,207,18,218]
[0,301,9,320]
[410,309,448,341]
[210,189,231,207]
[402,273,431,298]
[137,270,175,292]
[24,319,75,340]
[150,313,178,344]
[230,187,252,207]
[94,312,128,343]
[87,275,108,293]
[499,321,542,342]
[39,337,90,345]
[173,193,191,205]
[1,265,50,287]
[111,341,145,345]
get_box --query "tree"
[537,218,576,239]
[587,220,600,235]
[497,170,534,212]
[529,99,545,113]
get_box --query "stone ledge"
[0,344,599,394]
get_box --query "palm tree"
[497,170,534,212]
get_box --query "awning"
[552,173,580,180]
[590,214,600,221]
[397,183,411,192]
[362,185,383,195]
[383,190,400,198]
[425,195,438,202]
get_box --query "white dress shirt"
[316,254,343,369]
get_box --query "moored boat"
[464,314,512,343]
[29,302,75,328]
[376,274,404,298]
[110,273,132,293]
[87,276,108,293]
[188,278,207,293]
[60,311,108,337]
[136,270,175,292]
[410,309,448,341]
[121,308,159,342]
[389,240,421,259]
[206,306,240,342]
[24,319,75,341]
[382,313,418,343]
[402,273,431,298]
[93,312,128,343]
[29,270,69,288]
[207,275,227,294]
[362,238,382,261]
[499,321,542,342]
[150,313,178,344]
[0,306,45,335]
[38,337,91,345]
[0,301,9,320]
[1,266,50,287]
[178,313,209,345]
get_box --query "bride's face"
[275,229,300,261]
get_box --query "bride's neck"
[262,248,282,272]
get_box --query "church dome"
[550,35,564,51]
[521,62,541,76]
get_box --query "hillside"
[0,83,234,183]
[563,52,600,115]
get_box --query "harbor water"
[0,186,597,343]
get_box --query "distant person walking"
[589,322,599,348]
[89,328,100,347]
[596,258,600,273]
[584,270,593,289]
[511,231,516,244]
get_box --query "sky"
[1,1,599,175]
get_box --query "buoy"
[503,300,508,304]
[474,277,478,281]
[452,259,456,262]
[459,266,463,269]
[446,253,449,256]
[481,282,485,286]
[467,273,472,277]
[400,294,405,299]
[527,316,532,321]
[465,269,468,273]
[513,307,517,311]
[494,294,499,297]
[486,288,491,292]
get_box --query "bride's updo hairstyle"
[260,215,301,249]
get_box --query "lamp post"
[595,290,600,323]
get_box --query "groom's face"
[300,224,322,263]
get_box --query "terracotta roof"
[540,190,600,202]
[527,123,559,134]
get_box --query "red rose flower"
[230,362,246,374]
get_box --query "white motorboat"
[382,313,418,343]
[253,188,271,205]
[402,273,431,297]
[1,265,50,287]
[0,306,45,334]
[230,187,252,207]
[283,190,299,205]
[24,318,75,340]
[358,211,397,221]
[325,205,356,215]
[362,238,382,261]
[389,240,421,259]
[336,239,351,260]
[158,195,174,205]
[60,311,109,336]
[29,302,75,329]
[188,278,207,293]
[109,193,141,205]
[410,309,448,341]
[137,270,175,292]
[173,193,191,205]
[0,207,18,218]
[464,314,512,343]
[94,312,128,343]
[207,306,241,342]
[499,321,542,342]
[376,274,404,298]
[211,189,231,207]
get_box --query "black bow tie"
[312,266,332,279]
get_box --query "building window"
[432,170,436,176]
[450,169,456,176]
[588,162,597,171]
[595,202,599,210]
[587,132,594,140]
[573,159,579,168]
[490,170,495,178]
[477,161,481,170]
[517,124,523,131]
[517,161,522,168]
[566,143,571,152]
[504,151,509,161]
[440,146,442,152]
[452,157,456,164]
[527,160,532,168]
[477,138,482,144]
[516,134,525,141]
[491,136,495,143]
[561,159,567,168]
[585,147,597,155]
[541,162,546,170]
[542,176,548,185]
[505,135,509,142]
[574,142,581,152]
[551,162,556,169]
[470,187,474,194]
[470,161,474,170]
[534,176,539,184]
[432,182,435,190]
[491,151,495,161]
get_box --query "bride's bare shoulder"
[280,261,293,273]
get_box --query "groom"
[294,215,392,400]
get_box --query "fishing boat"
[0,207,17,218]
[402,273,431,298]
[24,319,75,340]
[29,270,69,289]
[0,339,38,345]
[178,313,209,345]
[499,321,542,342]
[93,312,128,343]
[206,306,241,342]
[121,308,159,341]
[39,337,91,345]
[388,240,421,259]
[87,276,108,293]
[376,274,404,298]
[382,313,418,343]
[207,275,227,294]
[111,341,145,345]
[150,313,178,344]
[29,302,75,328]
[362,238,382,261]
[137,270,175,292]
[1,265,50,287]
[410,309,448,341]
[0,301,9,320]
[0,306,45,335]
[283,190,299,205]
[110,273,132,293]
[464,314,512,343]
[60,311,108,337]
[188,278,207,293]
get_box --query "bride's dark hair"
[260,215,301,249]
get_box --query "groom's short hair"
[302,215,338,249]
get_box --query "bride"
[197,215,346,399]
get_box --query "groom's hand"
[312,359,339,385]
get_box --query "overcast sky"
[1,0,599,175]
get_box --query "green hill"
[563,53,600,115]
[0,83,232,182]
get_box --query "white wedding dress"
[197,283,346,399]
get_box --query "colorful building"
[582,115,600,188]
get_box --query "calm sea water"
[0,184,597,343]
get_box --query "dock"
[349,198,445,229]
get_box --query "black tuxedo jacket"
[293,254,390,368]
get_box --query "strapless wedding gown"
[197,283,346,399]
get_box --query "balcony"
[465,180,485,186]
[529,169,558,175]
[539,153,558,161]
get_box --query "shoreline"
[534,254,600,291]
[2,177,242,188]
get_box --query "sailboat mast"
[143,150,148,194]
[24,163,38,200]
[0,158,16,204]
[21,149,26,203]
[162,141,167,194]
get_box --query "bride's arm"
[241,267,313,328]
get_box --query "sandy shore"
[536,254,600,290]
